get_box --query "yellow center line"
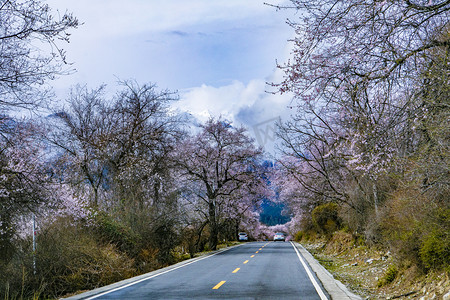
[243,260,249,264]
[259,248,262,250]
[232,268,240,273]
[212,281,226,290]
[255,251,259,253]
[251,255,255,258]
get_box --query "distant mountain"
[258,160,291,226]
[259,198,291,226]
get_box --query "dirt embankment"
[301,232,449,299]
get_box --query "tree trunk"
[235,218,240,241]
[373,182,379,220]
[208,200,218,250]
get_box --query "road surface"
[75,241,329,299]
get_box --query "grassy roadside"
[300,232,449,299]
[61,241,242,299]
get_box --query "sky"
[45,0,296,155]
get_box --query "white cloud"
[45,0,296,156]
[47,0,282,39]
[176,79,265,122]
[175,72,294,155]
[46,0,294,93]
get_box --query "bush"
[94,212,139,256]
[380,187,450,272]
[377,265,398,287]
[33,217,136,298]
[325,231,355,254]
[419,209,450,271]
[311,202,342,236]
[420,232,449,271]
[0,246,35,300]
[150,220,179,265]
[294,231,303,241]
[0,216,137,299]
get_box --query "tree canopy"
[0,0,79,112]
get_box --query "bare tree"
[45,85,109,207]
[0,0,78,112]
[46,81,182,210]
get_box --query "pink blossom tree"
[274,0,449,177]
[0,120,57,259]
[0,0,79,260]
[273,0,449,237]
[176,118,268,250]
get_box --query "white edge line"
[86,247,234,300]
[291,242,328,300]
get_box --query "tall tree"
[0,0,78,112]
[177,118,267,250]
[46,81,182,210]
[0,120,54,259]
[45,85,109,207]
[0,0,78,261]
[274,0,449,175]
[45,81,185,263]
[273,0,449,239]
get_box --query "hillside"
[301,232,449,299]
[259,199,291,226]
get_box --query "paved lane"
[82,242,328,299]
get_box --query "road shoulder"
[291,242,362,300]
[62,245,241,300]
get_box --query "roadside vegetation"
[0,1,270,299]
[273,0,449,298]
[0,0,448,299]
[296,231,449,299]
[0,81,271,299]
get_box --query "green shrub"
[294,231,303,241]
[419,208,450,271]
[34,217,136,298]
[311,202,342,236]
[377,265,398,287]
[94,212,139,256]
[420,230,450,271]
[150,220,179,265]
[380,188,450,272]
[302,230,317,242]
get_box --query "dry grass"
[302,232,450,299]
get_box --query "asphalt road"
[81,241,329,300]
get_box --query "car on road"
[238,232,248,241]
[273,232,286,242]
